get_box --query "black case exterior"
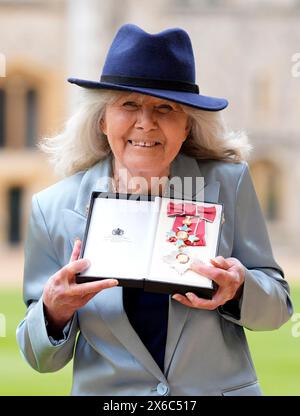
[143,280,217,299]
[76,276,144,289]
[76,191,223,300]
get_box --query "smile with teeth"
[128,140,161,147]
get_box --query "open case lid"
[76,191,224,299]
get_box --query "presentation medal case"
[76,192,224,299]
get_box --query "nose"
[134,107,157,132]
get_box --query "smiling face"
[100,92,190,178]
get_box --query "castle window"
[250,160,279,222]
[26,89,38,148]
[7,186,23,244]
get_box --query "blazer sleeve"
[16,194,79,373]
[218,163,293,330]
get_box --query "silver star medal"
[166,230,176,239]
[187,234,199,243]
[177,224,191,232]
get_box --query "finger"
[69,278,119,297]
[75,291,97,306]
[185,292,219,310]
[62,258,91,282]
[212,290,232,306]
[69,239,81,263]
[80,292,96,302]
[172,293,194,308]
[209,256,230,270]
[189,261,229,286]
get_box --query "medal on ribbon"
[162,202,216,275]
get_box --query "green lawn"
[0,289,72,396]
[245,284,300,396]
[0,286,299,396]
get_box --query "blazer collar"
[169,152,220,202]
[73,152,220,217]
[74,153,113,216]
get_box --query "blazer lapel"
[167,153,220,203]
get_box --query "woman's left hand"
[172,256,246,310]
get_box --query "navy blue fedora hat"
[68,24,228,111]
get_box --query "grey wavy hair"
[38,89,252,177]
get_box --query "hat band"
[100,75,199,94]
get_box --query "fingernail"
[109,279,119,286]
[84,259,91,267]
[211,257,222,266]
[186,292,194,299]
[74,237,81,244]
[210,257,218,263]
[172,295,179,300]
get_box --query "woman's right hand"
[43,239,118,333]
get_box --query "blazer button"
[156,382,169,396]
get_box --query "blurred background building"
[0,0,300,287]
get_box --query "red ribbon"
[167,202,216,222]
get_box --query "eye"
[155,104,174,113]
[122,101,139,110]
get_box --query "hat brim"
[67,78,228,111]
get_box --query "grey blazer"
[16,153,293,396]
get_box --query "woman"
[17,24,292,396]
